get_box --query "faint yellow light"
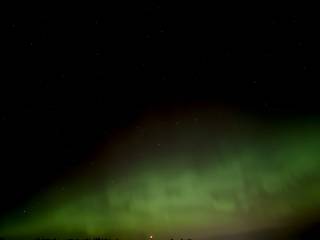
[149,235,153,239]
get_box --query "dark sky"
[1,3,319,218]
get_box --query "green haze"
[1,110,320,239]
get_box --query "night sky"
[1,3,320,239]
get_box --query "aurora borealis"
[3,3,319,239]
[1,109,320,239]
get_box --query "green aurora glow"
[1,111,320,239]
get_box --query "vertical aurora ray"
[1,110,320,239]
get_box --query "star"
[297,42,303,47]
